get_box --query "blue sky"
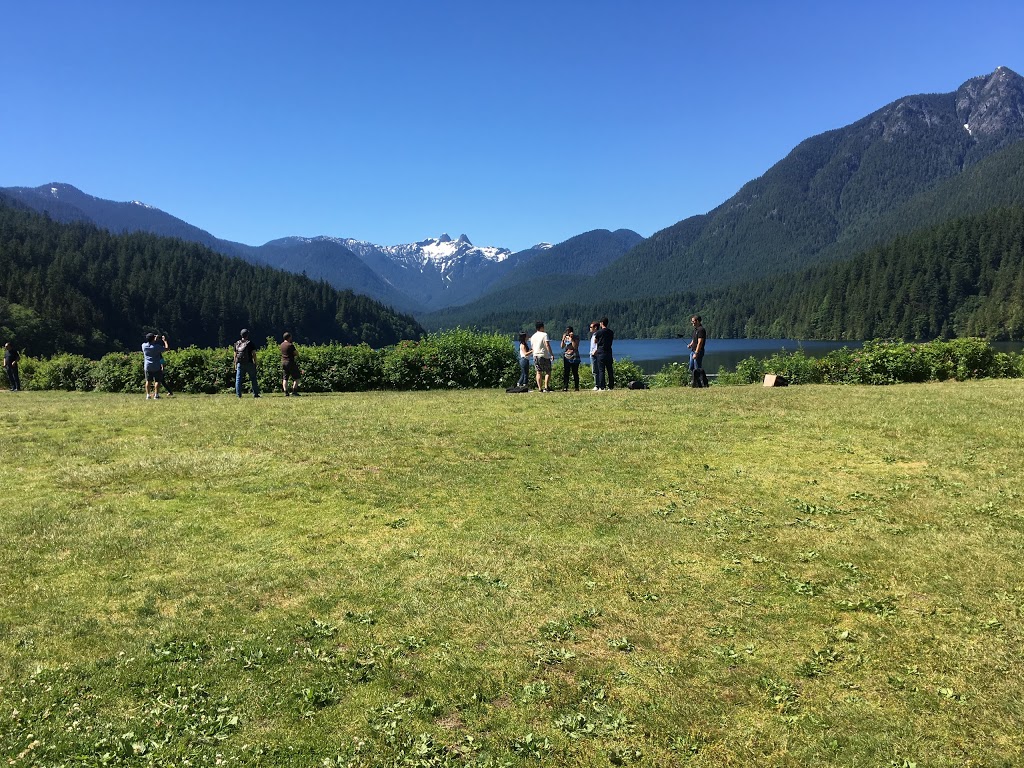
[2,1,1022,252]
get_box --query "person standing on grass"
[688,315,709,388]
[594,317,615,390]
[3,342,20,392]
[561,326,580,391]
[280,331,301,396]
[517,332,533,388]
[233,329,261,398]
[588,321,599,389]
[530,321,554,392]
[142,333,169,399]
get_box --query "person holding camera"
[142,333,170,399]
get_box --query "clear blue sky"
[2,1,1022,252]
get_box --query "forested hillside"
[429,207,1024,342]
[587,67,1024,302]
[706,206,1024,340]
[0,202,423,357]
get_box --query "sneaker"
[284,391,290,397]
[154,394,160,399]
[146,394,152,399]
[253,394,261,398]
[592,387,600,391]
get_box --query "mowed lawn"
[1,382,1022,767]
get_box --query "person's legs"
[248,363,261,397]
[235,365,243,397]
[606,358,615,390]
[594,356,605,390]
[518,357,529,387]
[571,361,580,390]
[562,358,570,391]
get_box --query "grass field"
[1,383,1022,767]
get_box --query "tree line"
[0,201,423,357]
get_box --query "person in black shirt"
[3,342,20,392]
[233,329,261,398]
[688,315,709,388]
[594,317,615,390]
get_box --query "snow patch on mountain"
[334,234,512,274]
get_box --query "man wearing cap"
[142,333,169,399]
[233,329,261,398]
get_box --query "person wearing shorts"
[530,321,554,392]
[280,331,301,396]
[142,333,169,399]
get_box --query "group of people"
[517,317,617,391]
[140,329,303,399]
[515,314,709,391]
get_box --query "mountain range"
[0,182,642,315]
[5,66,1024,340]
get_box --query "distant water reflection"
[611,338,863,374]
[514,338,1024,374]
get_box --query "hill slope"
[0,199,423,356]
[591,66,1024,301]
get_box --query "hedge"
[709,338,1024,386]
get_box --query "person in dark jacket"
[3,342,20,392]
[233,329,261,398]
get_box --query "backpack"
[626,380,648,390]
[234,339,255,364]
[505,385,530,394]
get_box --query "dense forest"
[431,207,1024,341]
[0,202,422,357]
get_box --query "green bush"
[299,343,383,392]
[650,361,691,388]
[380,330,516,390]
[166,346,233,394]
[95,352,142,393]
[761,350,821,385]
[28,353,96,391]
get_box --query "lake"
[550,338,1024,374]
[610,338,862,373]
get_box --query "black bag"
[505,385,530,394]
[626,380,648,390]
[234,339,255,364]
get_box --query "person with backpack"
[233,329,261,398]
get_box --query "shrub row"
[13,329,649,394]
[16,330,511,393]
[711,338,1024,386]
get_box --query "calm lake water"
[531,338,1024,374]
[612,338,861,374]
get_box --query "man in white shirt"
[530,321,555,392]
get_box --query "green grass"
[1,383,1022,767]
